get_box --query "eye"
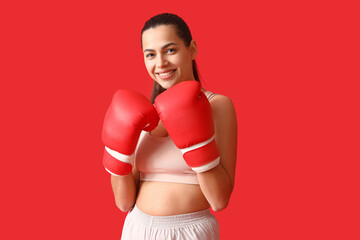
[146,53,155,58]
[166,48,176,54]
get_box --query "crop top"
[135,91,218,185]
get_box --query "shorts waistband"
[129,205,213,228]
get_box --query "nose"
[156,55,168,68]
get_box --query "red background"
[1,0,359,239]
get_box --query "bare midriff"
[136,99,210,216]
[135,181,210,216]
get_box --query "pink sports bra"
[135,91,218,185]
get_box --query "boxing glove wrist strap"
[191,157,220,173]
[105,146,134,165]
[103,146,134,176]
[178,135,221,173]
[179,136,215,154]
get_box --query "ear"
[190,40,198,60]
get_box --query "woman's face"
[142,25,197,89]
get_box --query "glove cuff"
[191,157,220,173]
[182,136,220,172]
[103,146,134,176]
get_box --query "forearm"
[110,173,138,212]
[197,163,233,212]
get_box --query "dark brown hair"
[141,13,200,103]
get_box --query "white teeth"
[158,70,174,76]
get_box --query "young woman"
[102,13,237,240]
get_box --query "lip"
[156,69,177,80]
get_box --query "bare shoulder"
[209,94,237,121]
[208,93,237,136]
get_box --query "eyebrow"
[143,43,178,53]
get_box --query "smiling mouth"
[157,69,176,77]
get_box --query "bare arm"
[110,167,140,212]
[197,95,238,212]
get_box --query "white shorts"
[121,205,220,240]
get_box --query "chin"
[156,79,179,89]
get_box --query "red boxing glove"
[102,89,159,176]
[154,81,220,172]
